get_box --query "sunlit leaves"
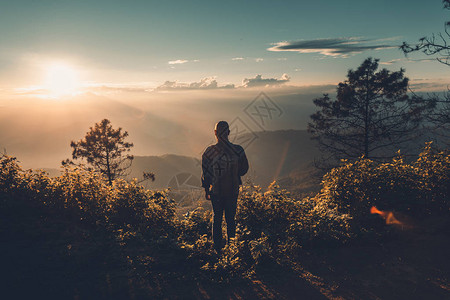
[1,144,448,281]
[313,142,449,232]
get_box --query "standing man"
[202,121,249,253]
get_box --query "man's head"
[214,121,230,142]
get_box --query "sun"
[44,62,80,97]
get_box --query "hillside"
[242,129,321,191]
[129,154,202,189]
[1,148,449,299]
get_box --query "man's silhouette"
[202,121,249,252]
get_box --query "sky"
[0,0,448,89]
[0,0,449,168]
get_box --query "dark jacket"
[201,141,249,196]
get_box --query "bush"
[1,143,448,282]
[312,143,450,233]
[237,183,351,250]
[110,179,177,237]
[179,182,352,278]
[0,155,178,239]
[0,156,23,193]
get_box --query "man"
[201,121,249,253]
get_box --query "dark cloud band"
[268,37,396,56]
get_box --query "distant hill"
[242,129,320,187]
[126,129,321,192]
[129,154,202,190]
[42,168,63,178]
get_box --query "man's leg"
[224,195,238,243]
[211,195,224,251]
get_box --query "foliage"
[401,1,450,147]
[0,156,177,240]
[0,155,22,193]
[178,182,352,278]
[401,0,450,66]
[421,91,450,147]
[308,58,428,164]
[68,119,134,185]
[1,144,448,282]
[313,143,449,233]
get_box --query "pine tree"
[308,58,427,164]
[69,119,134,185]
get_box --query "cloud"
[155,74,291,90]
[255,58,264,62]
[168,59,200,65]
[380,57,443,66]
[12,87,49,96]
[379,58,402,65]
[380,57,441,65]
[242,74,290,88]
[409,78,450,92]
[232,57,244,61]
[168,59,189,65]
[408,58,440,63]
[155,77,235,91]
[85,85,151,94]
[267,37,396,57]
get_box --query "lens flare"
[370,206,403,225]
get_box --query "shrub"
[0,156,23,193]
[237,183,351,252]
[180,182,352,278]
[0,155,178,238]
[312,143,450,233]
[1,143,447,282]
[110,179,177,237]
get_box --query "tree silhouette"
[424,91,450,146]
[401,0,450,66]
[69,119,134,185]
[308,58,428,164]
[401,1,450,147]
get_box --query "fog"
[0,84,334,168]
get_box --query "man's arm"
[238,148,249,176]
[201,148,213,199]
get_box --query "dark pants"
[211,194,238,250]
